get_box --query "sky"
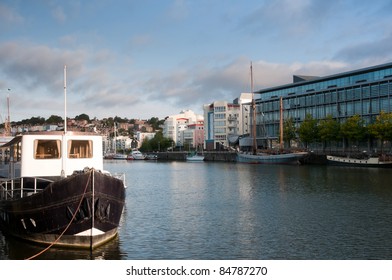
[1,0,392,122]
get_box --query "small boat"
[103,153,114,160]
[326,155,392,168]
[112,153,127,160]
[131,149,146,160]
[0,131,126,249]
[186,152,204,162]
[145,154,158,160]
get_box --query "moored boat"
[186,152,204,162]
[0,131,126,250]
[237,63,307,164]
[237,151,307,164]
[145,154,158,160]
[326,155,392,168]
[112,153,127,160]
[131,149,146,160]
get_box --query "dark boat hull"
[0,170,125,249]
[237,152,307,164]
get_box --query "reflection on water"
[1,161,392,260]
[0,233,125,260]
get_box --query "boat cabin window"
[34,140,61,159]
[68,140,93,158]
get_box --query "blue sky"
[1,0,392,122]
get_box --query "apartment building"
[163,109,204,148]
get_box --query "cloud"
[240,0,334,37]
[51,6,67,23]
[137,57,352,113]
[0,42,86,93]
[167,0,189,21]
[334,32,392,66]
[0,40,388,121]
[0,3,23,26]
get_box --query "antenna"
[64,65,67,133]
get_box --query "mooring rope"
[26,170,93,260]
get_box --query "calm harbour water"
[1,160,392,260]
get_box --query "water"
[1,160,392,260]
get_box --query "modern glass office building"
[253,62,392,142]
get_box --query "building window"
[215,106,226,112]
[34,140,61,159]
[68,140,93,158]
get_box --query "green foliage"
[140,131,173,152]
[318,114,340,142]
[16,116,46,126]
[283,117,296,148]
[147,117,164,130]
[368,111,392,141]
[368,111,392,152]
[113,116,129,123]
[340,115,366,142]
[298,114,318,148]
[75,113,90,122]
[46,115,63,124]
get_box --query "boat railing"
[0,176,54,201]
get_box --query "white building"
[236,93,253,137]
[203,94,252,150]
[163,109,204,147]
[136,131,156,148]
[182,120,204,150]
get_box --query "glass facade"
[253,62,392,140]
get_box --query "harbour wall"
[156,151,326,164]
[157,151,237,162]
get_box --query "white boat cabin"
[2,131,104,178]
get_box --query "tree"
[75,113,90,122]
[368,111,392,153]
[147,117,164,131]
[140,131,173,152]
[298,114,318,149]
[283,117,296,148]
[340,115,366,151]
[318,114,340,152]
[46,115,63,124]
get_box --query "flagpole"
[61,65,67,177]
[64,65,67,133]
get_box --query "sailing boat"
[112,122,127,160]
[237,63,307,164]
[0,93,14,148]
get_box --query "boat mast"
[280,96,284,151]
[251,62,257,155]
[61,65,67,177]
[4,92,11,136]
[64,65,67,133]
[114,122,117,154]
